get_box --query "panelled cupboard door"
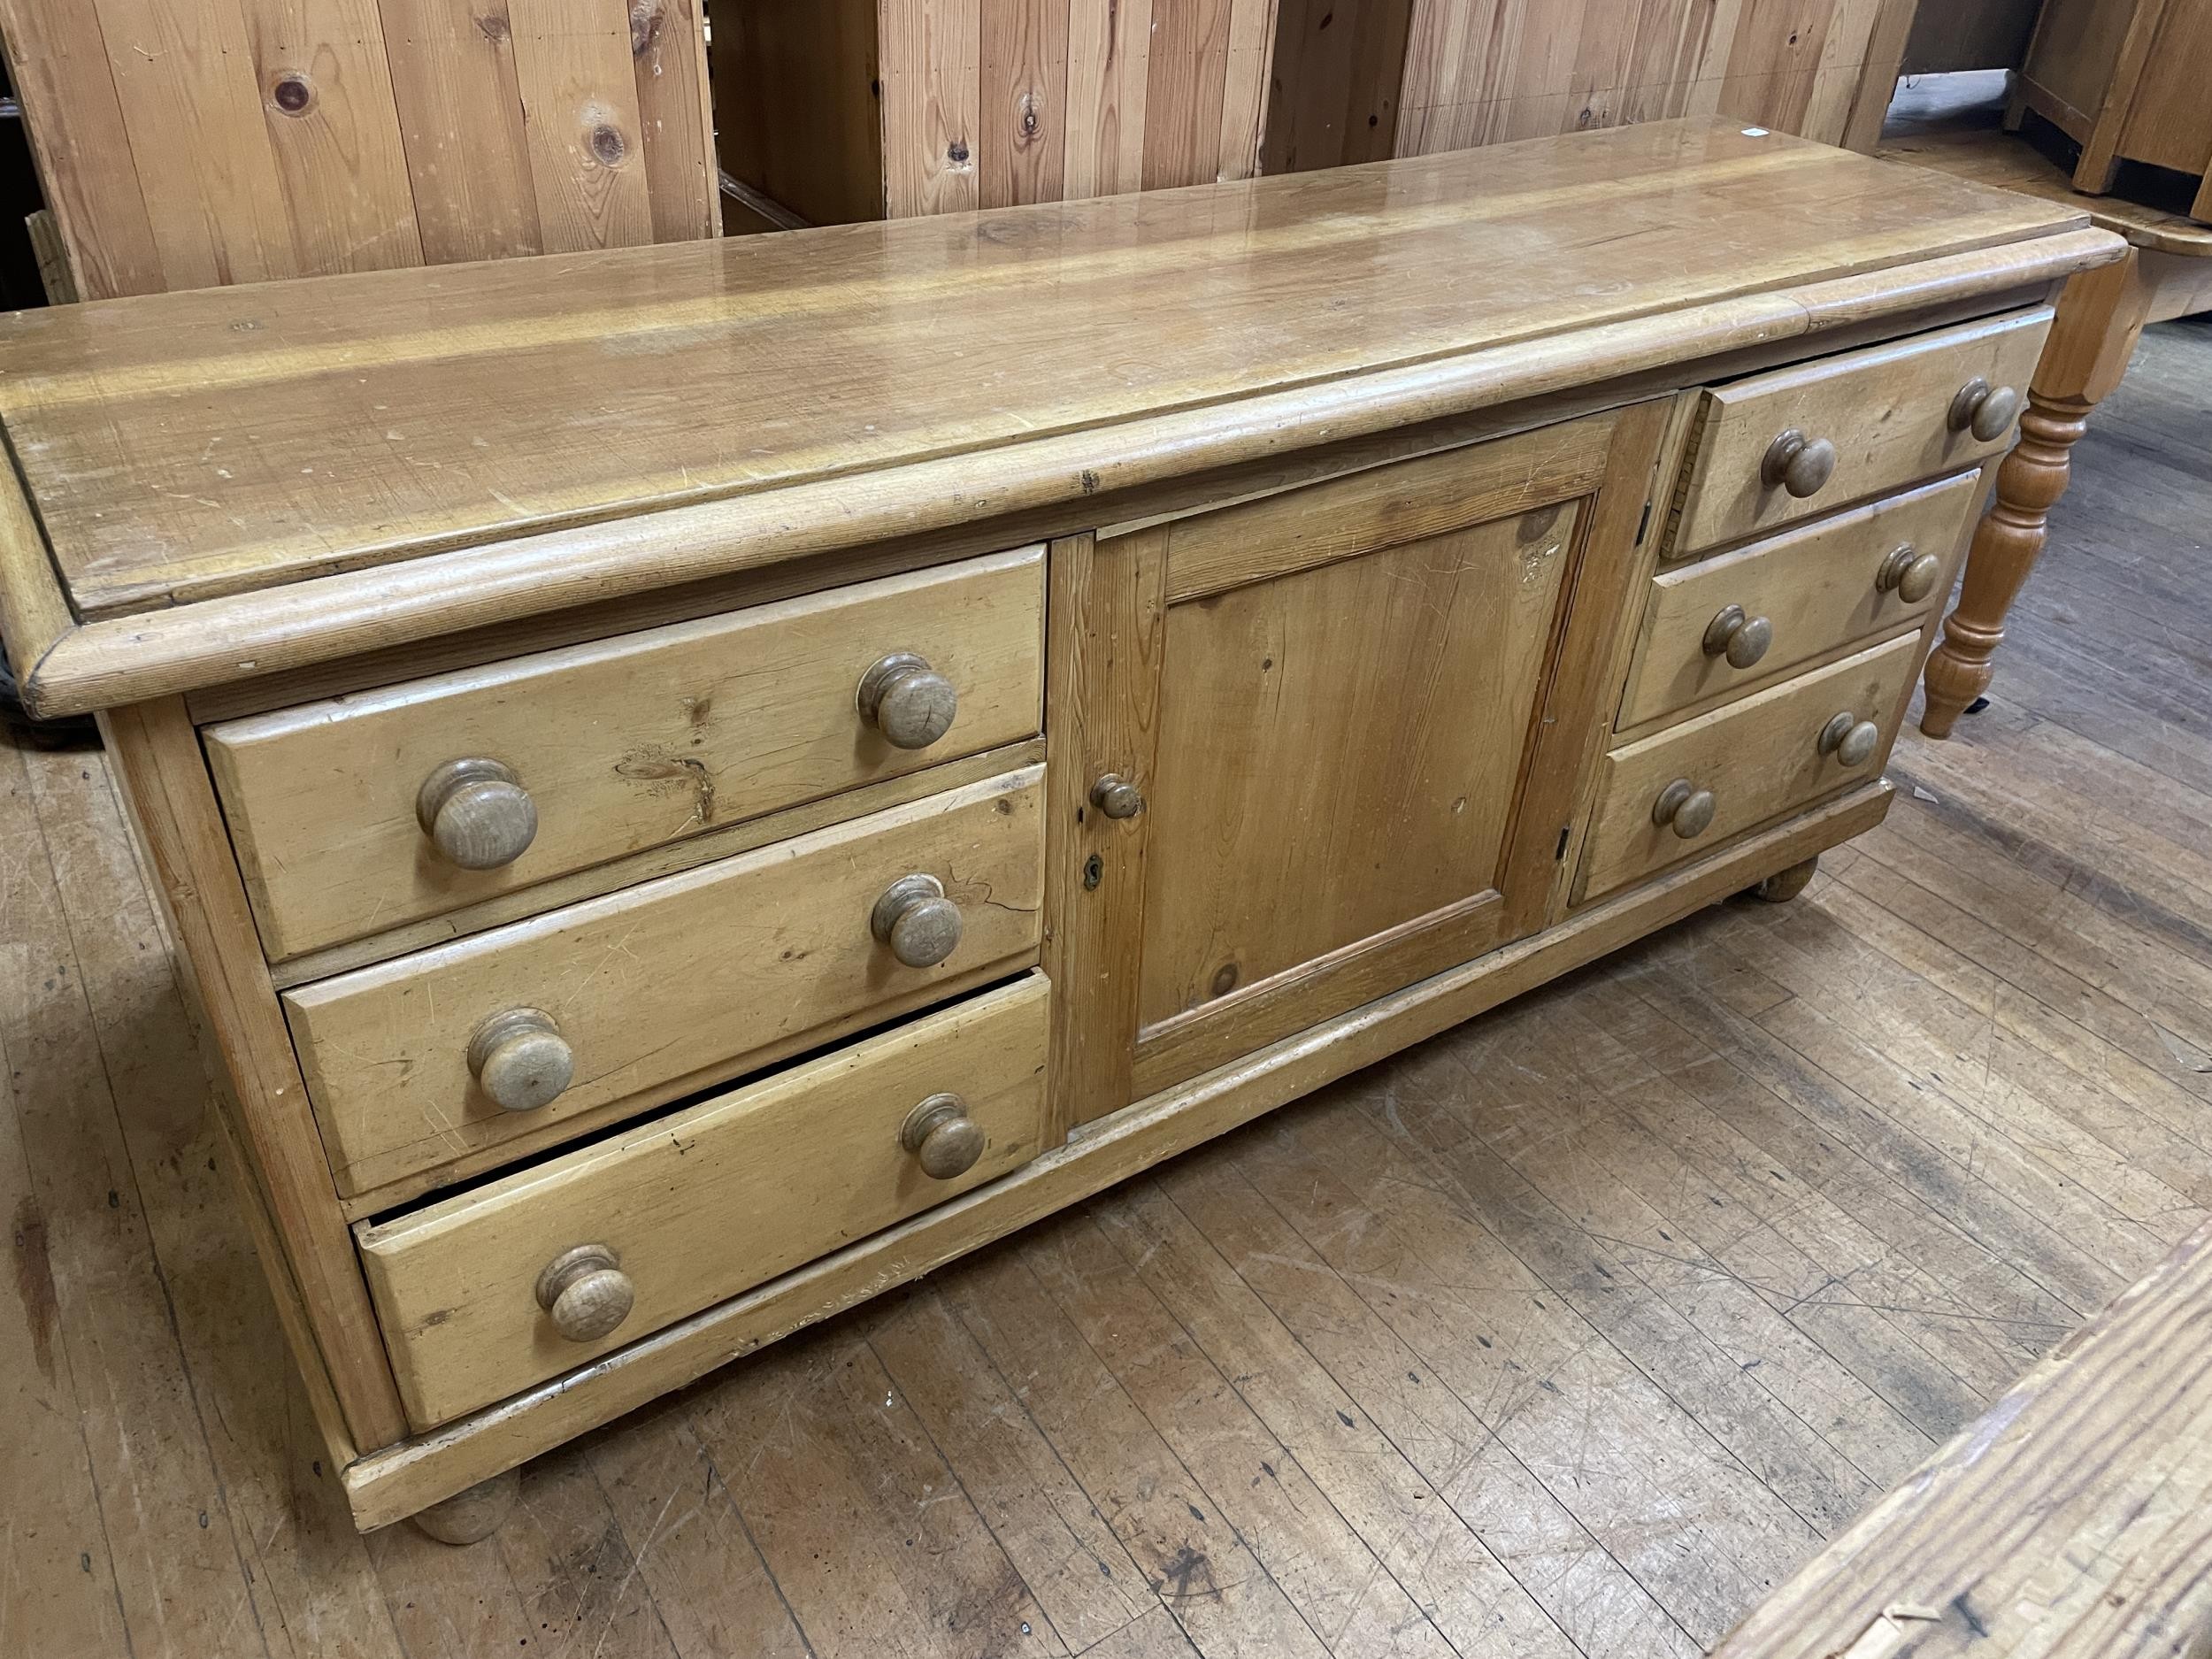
[1045,403,1672,1130]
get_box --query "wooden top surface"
[0,118,2091,626]
[1716,1218,2212,1659]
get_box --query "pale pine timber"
[9,311,2212,1647]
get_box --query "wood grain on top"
[0,119,2089,622]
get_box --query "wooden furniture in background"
[1262,0,1924,175]
[0,0,716,300]
[1714,1218,2212,1659]
[0,119,2117,1540]
[712,0,1279,225]
[2009,0,2212,218]
[1901,0,2042,78]
[1880,115,2212,736]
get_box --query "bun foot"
[1748,856,1818,905]
[410,1467,520,1546]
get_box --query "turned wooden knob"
[1089,773,1145,819]
[901,1093,985,1179]
[417,757,537,870]
[871,873,963,967]
[1948,377,2022,442]
[467,1008,573,1112]
[1818,711,1881,768]
[1876,542,1942,604]
[1761,428,1836,499]
[1701,604,1772,670]
[1652,778,1717,840]
[856,652,958,749]
[534,1244,634,1343]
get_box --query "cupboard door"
[1045,402,1671,1133]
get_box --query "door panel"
[1044,399,1673,1134]
[1136,502,1581,1029]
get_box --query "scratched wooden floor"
[6,311,2210,1659]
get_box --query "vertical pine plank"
[381,0,542,262]
[1616,0,1732,124]
[1801,5,1875,147]
[0,0,165,297]
[1064,0,1150,196]
[1717,0,1837,134]
[1141,0,1233,188]
[1041,528,1167,1143]
[1832,0,1919,150]
[1395,0,1487,154]
[1568,0,1642,127]
[1395,0,1884,156]
[1506,0,1588,103]
[1215,0,1279,179]
[248,0,424,276]
[509,0,656,250]
[630,0,719,239]
[90,0,301,288]
[979,0,1071,209]
[882,0,982,215]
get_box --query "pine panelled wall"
[715,0,1284,226]
[0,0,717,300]
[1265,0,1955,177]
[0,0,2055,287]
[1396,0,1906,154]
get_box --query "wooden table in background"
[1882,117,2212,739]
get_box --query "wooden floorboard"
[5,312,2208,1656]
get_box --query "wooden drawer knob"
[534,1244,634,1343]
[901,1092,986,1179]
[856,652,958,749]
[1875,542,1942,603]
[1089,773,1145,819]
[467,1008,573,1113]
[1760,429,1837,499]
[871,873,963,967]
[1701,604,1772,670]
[1652,778,1717,840]
[1948,377,2021,442]
[1818,712,1881,769]
[417,757,537,870]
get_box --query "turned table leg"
[1922,247,2152,737]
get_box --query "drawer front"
[359,974,1049,1429]
[207,547,1045,962]
[286,767,1043,1200]
[1671,310,2048,556]
[1619,472,1981,732]
[1579,634,1921,902]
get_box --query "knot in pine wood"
[591,123,629,166]
[272,73,313,115]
